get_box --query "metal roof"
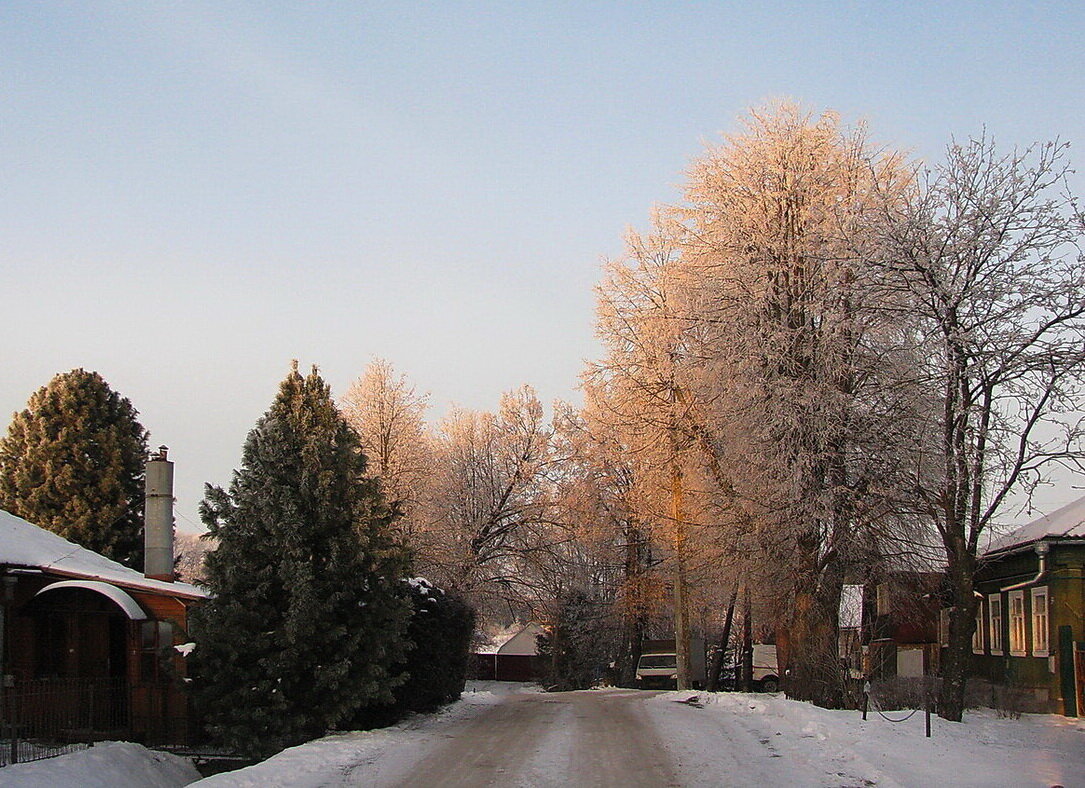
[984,495,1085,556]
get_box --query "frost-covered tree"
[0,369,149,568]
[675,104,916,706]
[420,386,555,620]
[877,137,1085,721]
[191,363,411,757]
[340,359,431,544]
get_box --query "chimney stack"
[144,446,174,582]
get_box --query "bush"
[350,578,475,728]
[868,677,940,711]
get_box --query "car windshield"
[638,655,677,669]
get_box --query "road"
[195,682,1085,788]
[384,688,679,787]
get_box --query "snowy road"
[195,682,1085,788]
[393,688,677,787]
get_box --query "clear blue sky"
[2,1,1083,533]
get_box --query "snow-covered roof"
[984,495,1085,556]
[497,623,544,656]
[0,508,207,600]
[474,622,544,655]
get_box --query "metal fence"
[0,677,129,766]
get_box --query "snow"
[10,685,1082,787]
[175,642,196,656]
[473,622,526,654]
[0,509,206,599]
[406,577,442,596]
[0,742,200,788]
[190,681,529,788]
[645,690,1085,787]
[195,685,1084,787]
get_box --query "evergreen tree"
[0,369,149,568]
[191,363,411,757]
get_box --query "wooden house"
[0,508,207,744]
[837,573,942,683]
[971,497,1085,716]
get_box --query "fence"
[1,677,129,766]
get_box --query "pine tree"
[0,369,149,568]
[191,363,411,757]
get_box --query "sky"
[2,1,1084,534]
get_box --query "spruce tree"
[0,369,149,568]
[191,363,411,757]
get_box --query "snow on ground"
[191,681,537,788]
[7,685,1082,787]
[646,689,1085,788]
[0,742,200,788]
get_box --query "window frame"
[1008,589,1027,657]
[972,601,985,654]
[938,607,953,648]
[988,594,1003,656]
[1031,586,1049,658]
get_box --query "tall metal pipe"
[144,446,175,582]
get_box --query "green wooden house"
[971,497,1085,716]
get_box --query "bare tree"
[877,136,1085,720]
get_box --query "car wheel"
[760,677,779,693]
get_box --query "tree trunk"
[740,584,753,691]
[707,581,740,692]
[784,554,846,707]
[672,457,691,690]
[938,552,978,721]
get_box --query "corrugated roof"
[0,508,207,599]
[984,495,1085,555]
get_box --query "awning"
[33,579,149,620]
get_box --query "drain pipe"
[999,541,1049,592]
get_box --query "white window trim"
[972,602,985,654]
[1008,589,1027,657]
[1031,586,1049,658]
[988,594,1003,656]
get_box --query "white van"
[635,638,707,688]
[719,644,780,692]
[751,644,779,692]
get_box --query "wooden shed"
[474,623,544,682]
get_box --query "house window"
[876,583,890,617]
[1031,587,1049,657]
[140,620,174,682]
[988,594,1003,656]
[1008,590,1026,657]
[939,607,953,647]
[972,603,984,654]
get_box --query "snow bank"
[191,681,535,787]
[647,690,1085,787]
[0,742,200,788]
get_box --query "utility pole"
[672,454,691,690]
